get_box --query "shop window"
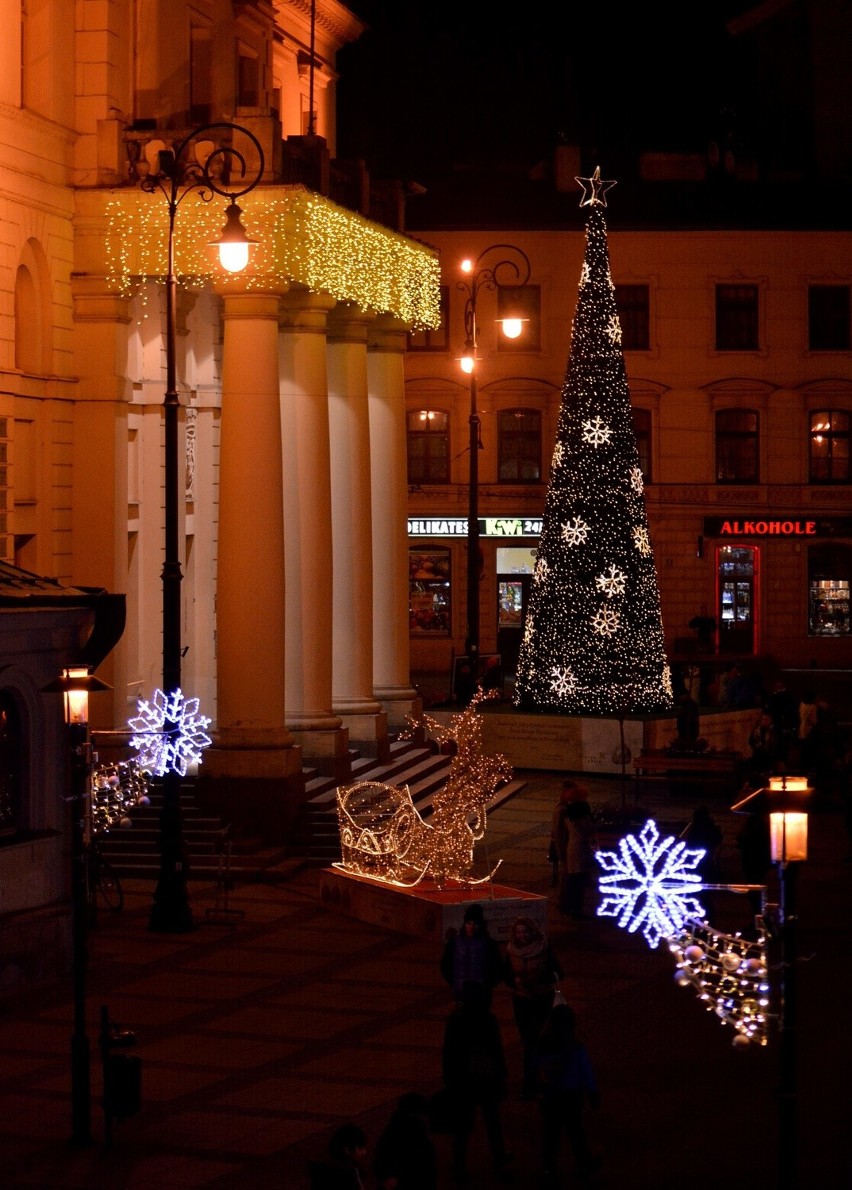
[809,410,850,483]
[631,407,652,482]
[808,286,851,351]
[808,544,851,637]
[408,287,449,351]
[717,545,756,655]
[615,284,650,350]
[716,409,759,483]
[407,409,449,484]
[0,690,22,836]
[497,286,541,352]
[715,284,759,351]
[498,408,541,482]
[409,548,451,635]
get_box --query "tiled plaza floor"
[0,770,849,1189]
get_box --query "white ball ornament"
[684,944,704,963]
[732,1033,751,1048]
[675,969,692,987]
[720,952,741,973]
[745,958,765,976]
[119,816,133,829]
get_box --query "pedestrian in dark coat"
[503,917,563,1098]
[374,1092,437,1190]
[537,1004,601,1185]
[442,980,513,1183]
[440,902,502,1007]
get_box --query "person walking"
[440,902,503,1007]
[374,1092,437,1190]
[537,1003,601,1186]
[503,917,563,1098]
[560,799,597,920]
[309,1124,371,1189]
[441,980,514,1184]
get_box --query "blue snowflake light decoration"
[128,688,212,777]
[596,819,707,949]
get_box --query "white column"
[367,315,421,729]
[327,303,389,760]
[279,288,350,779]
[203,290,304,825]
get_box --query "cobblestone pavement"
[0,770,849,1189]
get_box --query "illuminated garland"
[669,921,770,1047]
[91,759,151,833]
[102,187,442,330]
[335,689,511,886]
[513,181,672,714]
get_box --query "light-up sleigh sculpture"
[335,689,512,888]
[596,818,770,1045]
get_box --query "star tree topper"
[575,165,617,207]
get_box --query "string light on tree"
[514,168,672,715]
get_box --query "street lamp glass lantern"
[767,775,811,863]
[210,199,256,273]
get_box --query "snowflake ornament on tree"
[592,605,620,637]
[632,526,651,557]
[550,666,578,699]
[128,688,212,777]
[596,564,627,599]
[581,416,612,447]
[561,517,590,547]
[596,819,707,949]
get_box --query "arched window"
[407,409,449,484]
[0,691,23,836]
[715,409,759,483]
[632,407,652,482]
[498,408,541,482]
[809,410,850,483]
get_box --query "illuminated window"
[808,286,850,351]
[632,407,652,482]
[810,410,850,483]
[407,409,449,484]
[808,545,851,637]
[497,286,541,351]
[615,284,650,350]
[408,286,449,351]
[498,408,541,482]
[409,548,451,635]
[716,409,759,483]
[715,285,759,351]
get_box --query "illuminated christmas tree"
[513,169,673,714]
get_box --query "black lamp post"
[42,665,111,1147]
[456,244,531,695]
[141,123,264,933]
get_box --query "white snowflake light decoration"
[632,525,651,556]
[581,416,612,447]
[128,688,213,777]
[595,564,627,599]
[605,314,622,345]
[662,664,673,696]
[629,466,644,495]
[592,604,620,637]
[596,819,707,949]
[561,516,590,547]
[550,666,577,699]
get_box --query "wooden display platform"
[318,866,547,940]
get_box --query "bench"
[633,749,742,797]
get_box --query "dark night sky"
[336,2,757,192]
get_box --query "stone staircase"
[96,737,528,879]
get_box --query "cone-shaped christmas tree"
[513,169,673,715]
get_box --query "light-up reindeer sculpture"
[335,689,512,887]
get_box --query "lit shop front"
[702,517,852,653]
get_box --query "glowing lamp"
[210,199,256,272]
[460,258,474,274]
[499,317,525,339]
[459,339,477,375]
[42,666,111,726]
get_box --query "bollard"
[100,1005,141,1148]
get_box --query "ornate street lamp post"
[42,666,111,1147]
[141,123,264,933]
[456,244,531,696]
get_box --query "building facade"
[404,224,852,704]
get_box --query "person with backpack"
[441,980,513,1183]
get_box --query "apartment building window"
[497,286,541,352]
[407,409,449,484]
[189,23,213,123]
[716,409,759,483]
[810,410,850,483]
[237,44,259,108]
[615,284,650,350]
[808,286,851,351]
[408,287,449,351]
[715,284,759,351]
[498,408,541,482]
[631,407,652,481]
